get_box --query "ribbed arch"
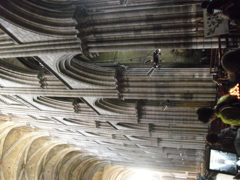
[58,153,85,180]
[70,156,94,180]
[83,160,109,180]
[57,60,215,101]
[6,0,75,24]
[58,54,118,87]
[0,120,107,180]
[95,98,137,114]
[35,142,65,180]
[1,126,36,180]
[12,133,49,180]
[0,59,66,89]
[33,96,95,113]
[33,96,75,111]
[43,148,81,180]
[0,0,77,37]
[75,158,98,180]
[17,57,43,70]
[0,123,23,158]
[0,60,39,86]
[25,139,56,180]
[26,0,76,13]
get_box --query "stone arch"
[1,0,77,37]
[0,121,107,180]
[57,54,118,87]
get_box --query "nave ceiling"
[0,0,217,179]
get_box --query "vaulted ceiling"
[0,0,217,179]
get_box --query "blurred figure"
[145,49,162,77]
[221,49,240,83]
[206,127,237,151]
[197,95,240,125]
[213,49,240,89]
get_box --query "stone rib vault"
[0,0,217,179]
